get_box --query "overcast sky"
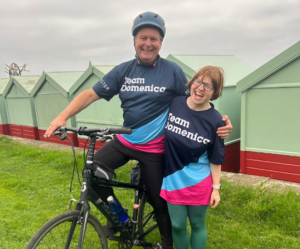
[1,0,299,78]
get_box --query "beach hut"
[3,75,40,140]
[69,62,122,150]
[0,78,10,135]
[166,54,255,172]
[31,71,84,146]
[236,41,300,183]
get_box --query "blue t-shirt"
[160,96,225,205]
[92,57,189,144]
[164,96,225,177]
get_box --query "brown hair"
[186,66,225,101]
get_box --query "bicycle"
[25,126,160,249]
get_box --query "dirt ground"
[2,134,300,195]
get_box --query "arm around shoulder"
[217,115,232,139]
[44,89,101,137]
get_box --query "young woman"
[160,66,225,249]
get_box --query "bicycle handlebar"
[109,128,132,134]
[52,126,132,136]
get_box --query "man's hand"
[217,115,232,139]
[44,116,67,138]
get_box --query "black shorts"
[92,136,173,247]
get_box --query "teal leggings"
[167,203,208,249]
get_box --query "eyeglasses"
[193,79,214,91]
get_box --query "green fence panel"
[3,76,40,127]
[70,63,123,130]
[238,54,300,156]
[31,71,83,130]
[0,78,9,125]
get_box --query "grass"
[0,136,300,248]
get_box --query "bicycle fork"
[64,169,91,249]
[78,170,92,248]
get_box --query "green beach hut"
[166,54,255,172]
[3,75,40,140]
[236,41,300,183]
[0,78,10,135]
[31,71,84,146]
[69,62,122,150]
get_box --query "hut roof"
[3,75,40,97]
[167,54,255,87]
[0,78,10,95]
[69,62,115,95]
[236,41,300,92]
[31,71,84,97]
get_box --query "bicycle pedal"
[154,242,162,249]
[107,235,119,241]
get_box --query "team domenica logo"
[165,113,211,144]
[121,77,166,93]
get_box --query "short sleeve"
[207,121,225,165]
[92,66,122,101]
[174,67,190,96]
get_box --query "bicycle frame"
[69,134,155,248]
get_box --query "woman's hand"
[210,189,221,208]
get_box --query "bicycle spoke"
[40,238,51,249]
[49,230,59,249]
[138,193,159,248]
[27,211,107,249]
[143,211,155,227]
[57,222,66,245]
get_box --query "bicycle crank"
[118,235,133,249]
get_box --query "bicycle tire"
[138,192,159,248]
[26,210,108,249]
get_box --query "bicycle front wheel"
[26,210,108,249]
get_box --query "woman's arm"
[210,163,221,208]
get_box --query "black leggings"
[92,136,173,248]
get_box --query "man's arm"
[217,115,232,139]
[44,88,101,137]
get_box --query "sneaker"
[103,220,118,237]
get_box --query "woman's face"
[189,75,214,109]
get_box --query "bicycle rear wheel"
[138,192,159,247]
[26,210,108,249]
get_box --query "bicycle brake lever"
[98,134,114,142]
[104,135,114,140]
[59,132,68,141]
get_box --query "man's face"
[134,27,163,65]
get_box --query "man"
[45,12,232,248]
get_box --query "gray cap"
[107,196,114,204]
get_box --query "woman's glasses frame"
[193,79,214,91]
